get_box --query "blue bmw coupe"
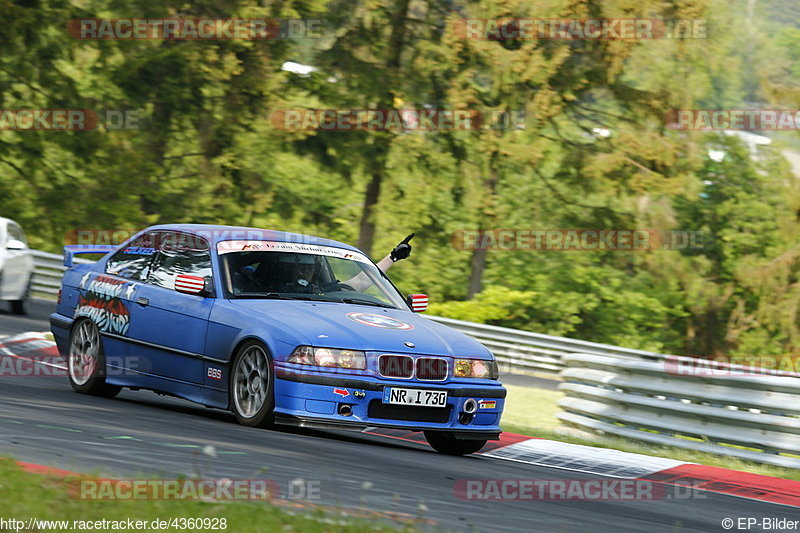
[50,224,506,454]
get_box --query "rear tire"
[230,340,275,428]
[10,277,31,315]
[67,319,121,398]
[424,431,487,455]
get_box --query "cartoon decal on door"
[74,274,132,335]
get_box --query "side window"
[106,232,159,281]
[328,258,383,298]
[328,258,361,283]
[148,232,213,292]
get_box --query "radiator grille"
[416,357,448,381]
[379,355,414,378]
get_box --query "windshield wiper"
[341,298,396,309]
[234,293,394,307]
[234,292,320,301]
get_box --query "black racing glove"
[390,233,415,262]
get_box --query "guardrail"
[558,353,800,469]
[425,316,665,375]
[31,250,91,297]
[31,250,68,296]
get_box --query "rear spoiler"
[63,245,118,268]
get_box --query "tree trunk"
[356,0,410,255]
[466,158,500,299]
[357,159,384,255]
[467,240,488,298]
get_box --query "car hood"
[231,299,492,358]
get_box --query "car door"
[125,231,214,385]
[1,221,30,298]
[89,231,161,368]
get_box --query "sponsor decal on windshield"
[217,240,370,263]
[124,246,156,255]
[345,312,414,331]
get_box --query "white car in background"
[0,217,34,314]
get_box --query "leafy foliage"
[1,0,799,356]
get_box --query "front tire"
[230,340,275,428]
[424,431,487,455]
[67,319,121,398]
[10,277,31,315]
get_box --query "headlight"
[454,358,499,379]
[288,346,366,370]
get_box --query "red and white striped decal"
[409,294,428,312]
[174,274,205,294]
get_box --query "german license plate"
[383,387,447,407]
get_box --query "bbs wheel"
[230,341,275,428]
[67,319,120,398]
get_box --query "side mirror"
[407,293,428,313]
[175,274,212,296]
[6,239,26,251]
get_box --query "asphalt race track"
[0,299,55,337]
[1,300,798,532]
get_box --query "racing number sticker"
[345,312,414,331]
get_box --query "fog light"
[463,398,478,414]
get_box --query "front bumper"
[273,370,505,439]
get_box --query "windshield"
[218,240,406,309]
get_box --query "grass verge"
[501,383,800,482]
[0,460,421,532]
